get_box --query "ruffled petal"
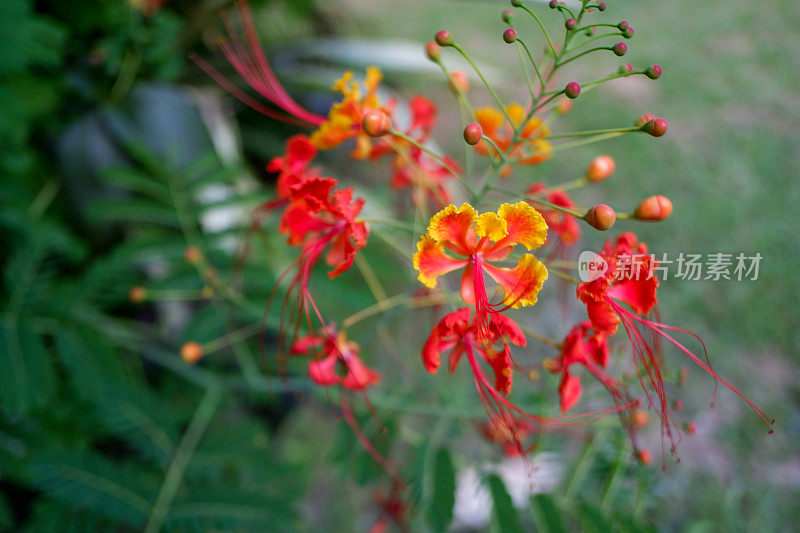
[341,354,381,390]
[558,371,582,413]
[487,345,514,395]
[584,298,620,335]
[308,353,341,386]
[492,202,548,251]
[483,254,548,309]
[608,276,659,315]
[488,314,527,347]
[413,235,468,289]
[427,203,477,254]
[475,212,508,243]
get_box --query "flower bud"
[617,21,629,31]
[612,42,628,56]
[511,0,524,6]
[618,63,633,74]
[597,1,607,11]
[584,27,595,36]
[586,155,615,182]
[501,10,513,24]
[634,195,673,221]
[425,42,441,61]
[633,409,650,427]
[548,0,558,8]
[642,118,669,137]
[564,81,581,99]
[434,30,453,47]
[184,245,202,264]
[129,286,146,303]
[181,341,204,364]
[622,26,635,38]
[555,98,572,115]
[449,70,470,93]
[503,28,517,44]
[565,18,577,30]
[362,110,392,137]
[645,65,662,79]
[584,204,616,231]
[636,113,655,126]
[636,449,652,465]
[463,122,483,145]
[686,422,697,434]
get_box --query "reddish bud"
[435,30,453,46]
[636,113,655,126]
[586,155,615,182]
[633,409,650,427]
[463,122,483,145]
[645,65,662,79]
[564,81,581,99]
[512,0,523,6]
[584,204,616,231]
[501,10,513,23]
[598,1,607,11]
[612,42,628,56]
[425,42,441,61]
[129,286,146,303]
[618,63,634,74]
[362,110,392,137]
[636,449,652,465]
[555,98,572,115]
[642,118,669,137]
[565,18,577,30]
[634,195,673,221]
[617,21,629,31]
[184,245,201,264]
[181,341,204,364]
[503,28,517,43]
[548,0,558,8]
[686,422,697,434]
[622,26,635,38]
[449,70,470,93]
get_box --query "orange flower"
[413,202,549,318]
[310,67,391,159]
[473,104,552,170]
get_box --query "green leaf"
[87,198,180,227]
[27,449,158,528]
[531,493,566,533]
[426,448,455,533]
[488,474,523,533]
[99,166,171,202]
[0,315,55,416]
[54,325,127,401]
[573,501,612,533]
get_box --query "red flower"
[421,308,628,453]
[291,327,380,390]
[267,134,319,199]
[526,183,581,246]
[279,177,369,277]
[577,233,773,457]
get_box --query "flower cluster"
[181,0,775,507]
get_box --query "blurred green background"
[0,0,797,531]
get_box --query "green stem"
[451,42,513,125]
[518,5,558,57]
[143,386,222,533]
